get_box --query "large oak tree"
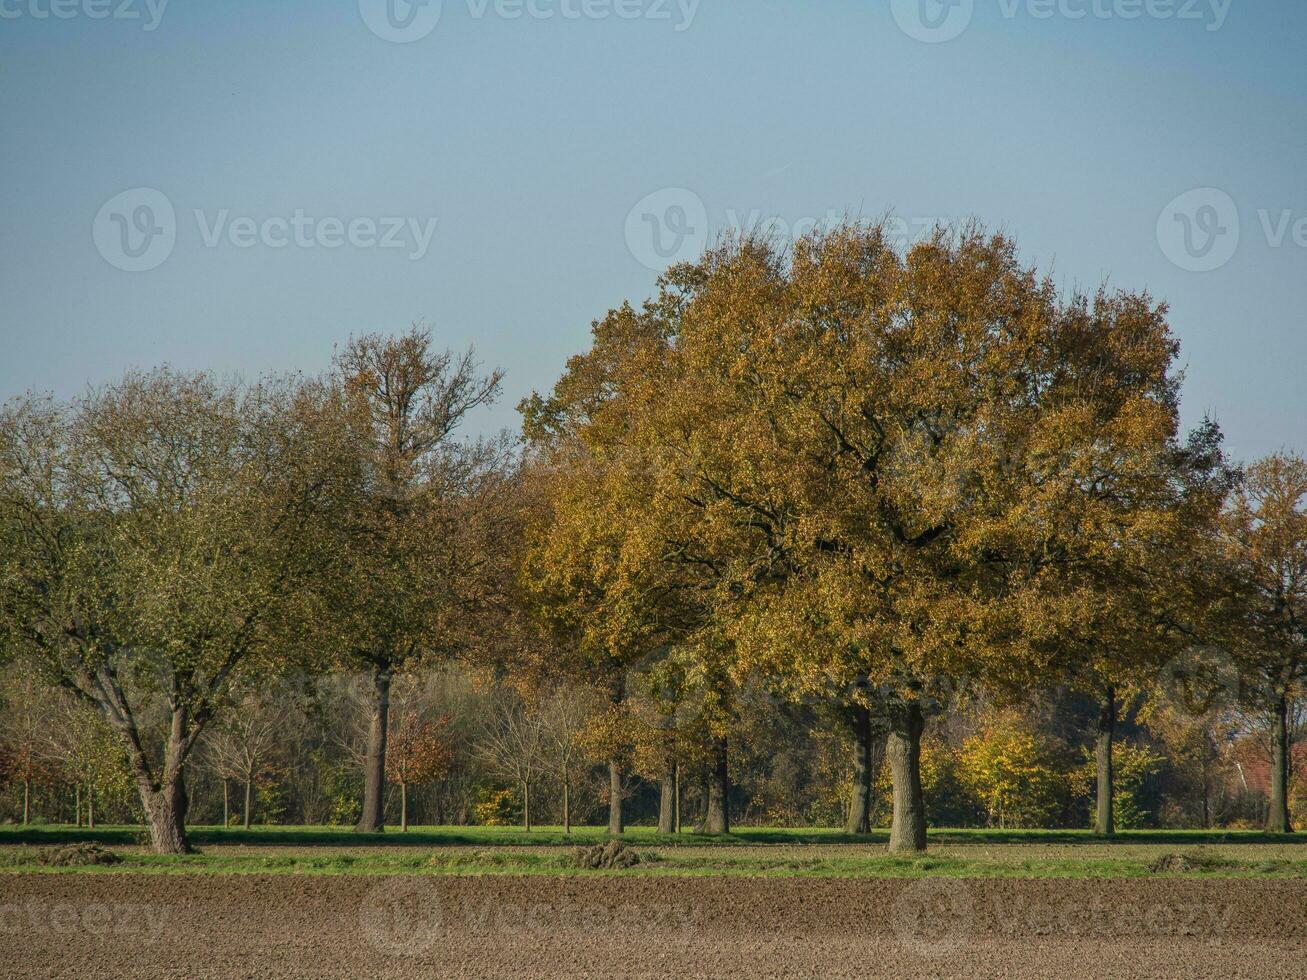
[525,222,1208,854]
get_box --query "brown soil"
[1,874,1303,978]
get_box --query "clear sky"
[1,1,1303,461]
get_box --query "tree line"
[0,222,1303,854]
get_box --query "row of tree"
[6,660,1297,833]
[516,224,1304,849]
[0,222,1302,854]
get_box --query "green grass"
[2,824,1304,879]
[2,823,1300,848]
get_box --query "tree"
[0,668,57,824]
[1076,742,1163,830]
[1142,696,1238,828]
[203,686,284,830]
[958,712,1073,829]
[539,684,599,834]
[542,224,1196,855]
[44,690,134,828]
[837,679,889,835]
[386,715,453,832]
[1045,419,1234,836]
[478,688,547,831]
[518,287,747,838]
[0,371,350,853]
[319,327,506,834]
[1225,453,1307,834]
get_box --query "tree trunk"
[522,780,531,832]
[87,787,95,830]
[401,782,409,833]
[846,701,875,835]
[562,779,570,835]
[607,760,623,835]
[75,783,82,829]
[22,779,29,825]
[1094,685,1116,837]
[111,702,196,854]
[674,763,681,833]
[703,737,730,835]
[355,663,392,834]
[222,779,229,828]
[141,776,190,855]
[658,772,676,834]
[887,702,927,853]
[1267,695,1294,834]
[243,778,253,830]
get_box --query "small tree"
[479,690,547,831]
[0,668,56,824]
[539,685,599,834]
[385,716,453,832]
[203,688,284,830]
[44,693,133,828]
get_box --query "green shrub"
[958,715,1074,829]
[473,787,518,826]
[1075,743,1164,829]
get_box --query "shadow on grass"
[0,824,1299,848]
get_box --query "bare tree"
[202,687,284,829]
[479,690,547,831]
[540,685,599,834]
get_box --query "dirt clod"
[1151,853,1196,873]
[1150,851,1229,874]
[36,843,121,867]
[574,839,640,869]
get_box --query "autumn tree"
[519,289,742,836]
[1142,695,1239,828]
[1224,453,1307,834]
[519,431,678,833]
[525,222,1206,855]
[1036,419,1235,836]
[386,715,453,832]
[318,327,507,834]
[958,712,1072,828]
[0,371,351,853]
[0,668,57,824]
[627,669,707,836]
[44,690,134,828]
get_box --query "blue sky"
[1,0,1303,461]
